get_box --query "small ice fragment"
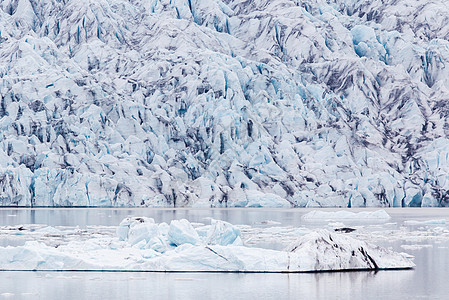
[116,217,155,241]
[432,227,446,233]
[36,226,61,234]
[0,293,14,297]
[404,219,446,225]
[400,244,433,250]
[328,222,345,227]
[334,227,356,233]
[20,293,37,297]
[190,222,205,227]
[399,252,415,259]
[253,220,282,225]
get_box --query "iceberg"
[0,218,414,272]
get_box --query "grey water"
[0,208,448,299]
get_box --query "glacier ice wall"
[1,0,449,207]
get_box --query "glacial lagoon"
[0,208,448,299]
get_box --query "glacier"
[0,217,414,271]
[1,0,449,207]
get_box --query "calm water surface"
[0,208,448,300]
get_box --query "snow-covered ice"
[0,218,414,272]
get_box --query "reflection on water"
[0,208,448,299]
[0,268,427,300]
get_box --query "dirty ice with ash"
[1,0,449,207]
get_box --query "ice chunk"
[116,217,155,241]
[168,219,201,246]
[36,226,62,234]
[158,222,170,236]
[206,219,241,246]
[141,249,161,259]
[127,222,160,246]
[253,220,282,225]
[146,235,168,253]
[286,229,414,270]
[400,244,433,250]
[404,219,446,225]
[116,217,169,252]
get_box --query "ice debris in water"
[0,218,414,272]
[403,219,447,225]
[302,210,391,221]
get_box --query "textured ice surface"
[0,218,414,272]
[205,219,242,246]
[168,219,201,246]
[1,1,449,207]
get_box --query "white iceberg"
[0,218,414,272]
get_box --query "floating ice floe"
[401,244,434,251]
[403,219,446,225]
[0,218,414,272]
[302,210,391,221]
